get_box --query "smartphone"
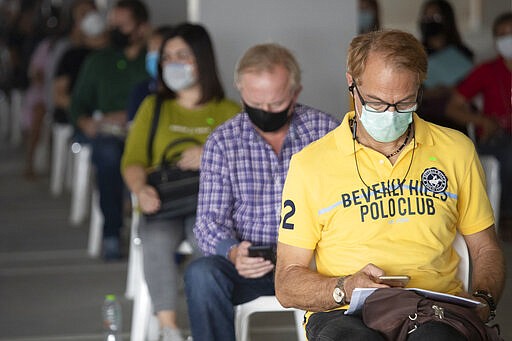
[377,275,410,287]
[248,245,275,264]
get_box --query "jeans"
[305,310,466,341]
[75,132,125,239]
[184,255,275,341]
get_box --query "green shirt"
[70,46,148,125]
[121,94,240,171]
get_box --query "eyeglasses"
[353,82,420,114]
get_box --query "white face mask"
[163,63,196,91]
[496,34,512,60]
[359,107,413,143]
[80,11,106,37]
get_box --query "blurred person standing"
[417,0,474,133]
[126,25,174,123]
[358,0,380,34]
[53,5,108,124]
[122,23,240,341]
[446,12,512,239]
[70,0,150,260]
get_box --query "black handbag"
[144,96,201,221]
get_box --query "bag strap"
[147,95,163,165]
[160,137,202,166]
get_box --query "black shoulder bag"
[144,96,201,221]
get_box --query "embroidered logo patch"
[421,167,448,193]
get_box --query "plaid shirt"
[194,103,340,256]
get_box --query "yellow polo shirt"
[279,112,493,302]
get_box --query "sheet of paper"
[345,287,481,315]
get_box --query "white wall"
[193,0,357,119]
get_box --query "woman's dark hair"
[419,0,473,60]
[157,23,225,104]
[493,12,512,37]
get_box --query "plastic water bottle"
[102,294,122,341]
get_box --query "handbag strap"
[160,137,202,166]
[147,95,163,165]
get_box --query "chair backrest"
[453,232,470,292]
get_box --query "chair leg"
[50,124,73,196]
[69,143,92,226]
[87,189,103,258]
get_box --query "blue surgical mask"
[360,107,413,143]
[162,63,196,92]
[145,51,159,79]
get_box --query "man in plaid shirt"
[184,43,340,341]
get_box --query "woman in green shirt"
[121,23,239,341]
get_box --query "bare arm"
[446,92,500,142]
[464,225,505,320]
[123,164,160,214]
[53,75,71,109]
[275,242,388,311]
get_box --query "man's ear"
[346,73,355,94]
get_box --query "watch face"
[333,287,345,304]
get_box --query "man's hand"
[78,117,99,138]
[343,263,389,302]
[229,241,274,278]
[177,146,203,171]
[136,185,161,214]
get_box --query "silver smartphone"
[377,275,410,287]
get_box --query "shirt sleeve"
[194,132,238,257]
[69,54,97,126]
[278,154,322,249]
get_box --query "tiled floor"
[0,143,510,341]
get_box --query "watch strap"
[473,289,496,322]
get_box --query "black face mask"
[420,21,444,39]
[110,28,131,49]
[244,101,292,132]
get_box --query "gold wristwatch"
[332,276,348,305]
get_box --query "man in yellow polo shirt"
[275,30,505,340]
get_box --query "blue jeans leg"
[184,255,275,341]
[91,135,125,238]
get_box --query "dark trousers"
[306,310,466,341]
[75,132,125,239]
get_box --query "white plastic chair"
[87,188,103,258]
[453,232,470,292]
[50,123,73,196]
[69,142,93,226]
[480,155,501,233]
[235,295,306,341]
